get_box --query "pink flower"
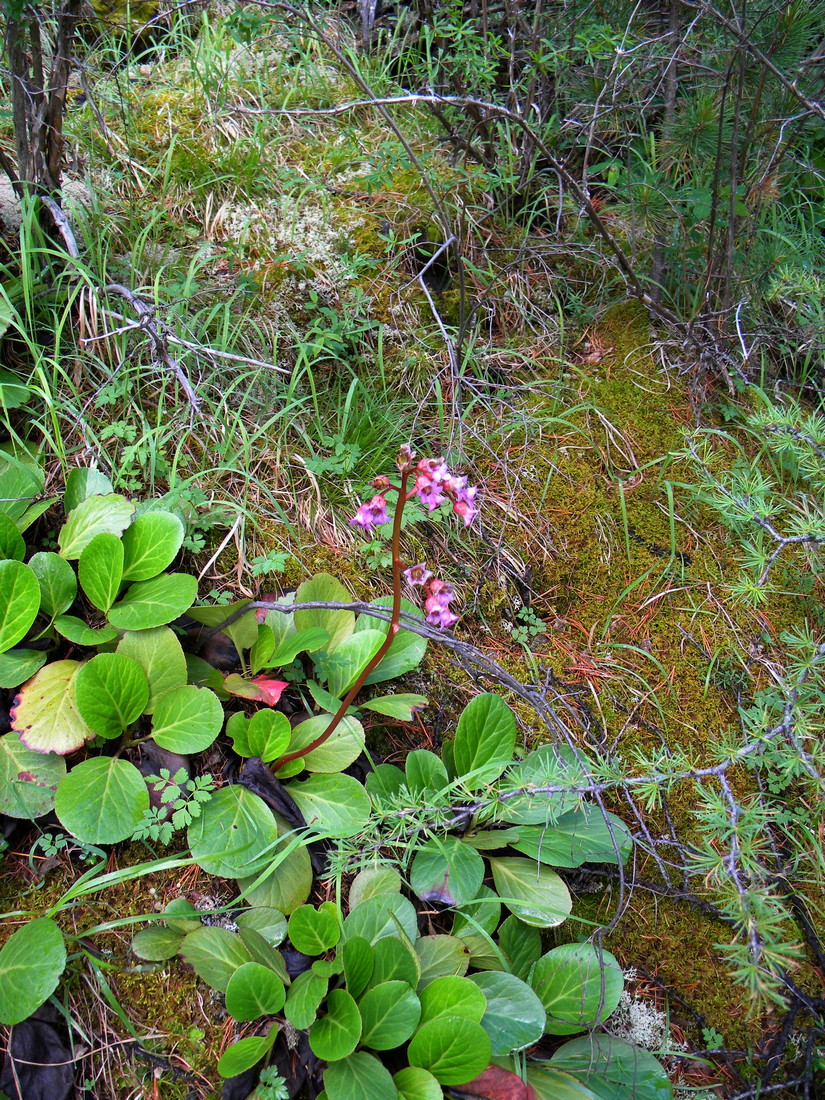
[424,578,458,627]
[404,563,433,586]
[425,604,459,629]
[415,476,446,511]
[351,494,390,529]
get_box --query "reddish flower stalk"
[273,447,477,770]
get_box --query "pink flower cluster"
[351,494,391,529]
[414,458,479,526]
[403,564,459,628]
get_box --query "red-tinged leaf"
[450,1065,536,1100]
[224,674,288,706]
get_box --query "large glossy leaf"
[324,1052,399,1100]
[0,648,47,689]
[269,625,330,667]
[310,989,362,1061]
[498,916,542,981]
[531,943,624,1035]
[453,693,517,789]
[0,560,40,653]
[359,980,421,1050]
[415,935,471,987]
[189,786,280,878]
[0,732,66,818]
[12,660,96,754]
[407,1015,492,1086]
[121,511,185,581]
[405,750,449,798]
[512,808,633,869]
[348,865,402,911]
[549,1036,673,1099]
[452,885,501,939]
[410,836,486,907]
[28,551,77,618]
[361,693,429,720]
[0,918,67,1025]
[393,1067,442,1100]
[64,467,114,513]
[0,443,45,523]
[237,821,313,915]
[54,757,148,843]
[358,597,428,684]
[78,532,124,612]
[151,684,224,753]
[488,857,572,928]
[58,493,134,559]
[469,971,546,1055]
[235,907,287,948]
[108,573,199,630]
[418,975,487,1026]
[74,653,149,738]
[0,513,26,560]
[294,573,354,652]
[285,970,329,1029]
[288,773,371,838]
[225,962,286,1020]
[288,902,341,956]
[525,1063,598,1099]
[217,1026,277,1078]
[117,626,188,713]
[368,936,420,990]
[179,926,254,992]
[325,629,385,697]
[131,926,185,962]
[284,714,365,774]
[496,746,582,825]
[53,615,119,646]
[245,709,292,762]
[342,893,419,945]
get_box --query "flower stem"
[273,470,410,769]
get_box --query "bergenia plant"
[276,447,478,768]
[351,446,478,630]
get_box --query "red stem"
[273,470,410,769]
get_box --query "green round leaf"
[358,980,421,1050]
[58,493,134,559]
[324,1051,399,1100]
[285,969,329,1029]
[107,573,199,631]
[28,552,77,618]
[342,893,419,945]
[53,615,119,646]
[121,511,185,582]
[369,936,420,990]
[74,653,150,738]
[55,756,149,843]
[512,807,633,868]
[217,1026,277,1078]
[189,785,280,878]
[498,915,542,981]
[117,626,188,713]
[151,684,224,753]
[453,693,516,789]
[0,560,40,653]
[532,943,624,1035]
[310,988,362,1061]
[342,936,375,999]
[0,513,26,561]
[294,573,355,652]
[289,773,372,839]
[288,902,341,956]
[393,1066,443,1100]
[131,926,185,962]
[452,884,502,939]
[418,975,487,1026]
[285,714,365,773]
[348,866,402,911]
[0,648,47,689]
[415,935,471,987]
[78,532,124,612]
[0,918,67,1025]
[236,907,287,947]
[180,925,254,992]
[226,961,286,1020]
[11,659,96,755]
[469,971,547,1054]
[359,596,428,685]
[525,1064,600,1099]
[550,1035,673,1099]
[410,836,485,908]
[237,824,313,916]
[488,857,572,928]
[64,468,114,513]
[163,898,202,934]
[408,1015,492,1086]
[0,732,66,818]
[325,629,385,698]
[247,709,292,763]
[2,732,61,822]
